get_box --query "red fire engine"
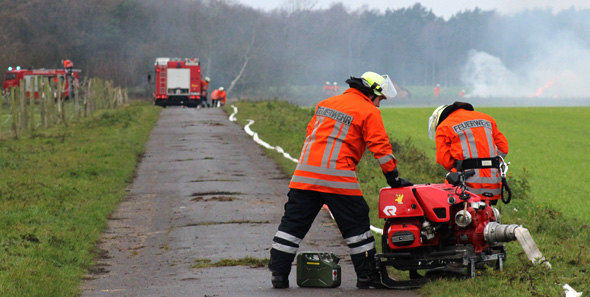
[2,66,81,99]
[153,57,202,108]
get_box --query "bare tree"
[280,0,318,12]
[227,24,261,94]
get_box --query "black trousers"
[269,189,377,277]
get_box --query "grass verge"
[0,100,160,297]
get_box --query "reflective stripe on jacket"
[289,88,397,196]
[435,108,509,200]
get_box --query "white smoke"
[461,30,590,98]
[461,51,521,97]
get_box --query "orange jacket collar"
[343,88,371,103]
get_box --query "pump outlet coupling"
[483,222,518,244]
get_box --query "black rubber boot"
[271,273,289,289]
[356,273,384,289]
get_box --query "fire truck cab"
[153,57,202,108]
[2,67,81,99]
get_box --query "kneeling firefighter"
[268,71,413,289]
[428,101,510,204]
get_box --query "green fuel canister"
[296,252,341,288]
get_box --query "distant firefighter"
[63,59,73,70]
[434,83,441,98]
[201,76,211,108]
[211,87,226,108]
[332,82,340,95]
[323,81,333,97]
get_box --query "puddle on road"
[190,179,238,182]
[191,196,238,202]
[190,191,242,202]
[191,191,241,196]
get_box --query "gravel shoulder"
[80,107,417,297]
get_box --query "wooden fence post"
[56,77,62,123]
[20,80,28,133]
[47,79,55,128]
[84,78,91,117]
[105,80,112,109]
[10,88,19,139]
[29,78,36,134]
[40,78,47,128]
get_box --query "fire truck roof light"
[16,66,21,70]
[7,67,12,71]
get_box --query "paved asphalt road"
[80,106,418,297]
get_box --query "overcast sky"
[235,0,590,19]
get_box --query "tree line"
[1,0,588,100]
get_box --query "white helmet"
[219,87,224,91]
[360,72,397,99]
[428,104,450,140]
[333,82,337,86]
[205,76,210,82]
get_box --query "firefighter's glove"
[384,168,413,188]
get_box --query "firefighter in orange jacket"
[63,59,73,70]
[428,101,509,204]
[433,83,441,98]
[322,81,333,96]
[218,87,227,106]
[332,81,340,96]
[200,76,210,107]
[211,87,226,107]
[210,87,219,107]
[269,72,412,289]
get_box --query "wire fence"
[1,76,128,139]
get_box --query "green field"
[227,101,590,296]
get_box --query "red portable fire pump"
[375,158,549,289]
[153,57,202,108]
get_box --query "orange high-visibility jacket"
[218,90,226,104]
[435,108,509,200]
[200,80,209,96]
[289,88,397,196]
[63,60,73,69]
[210,89,219,100]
